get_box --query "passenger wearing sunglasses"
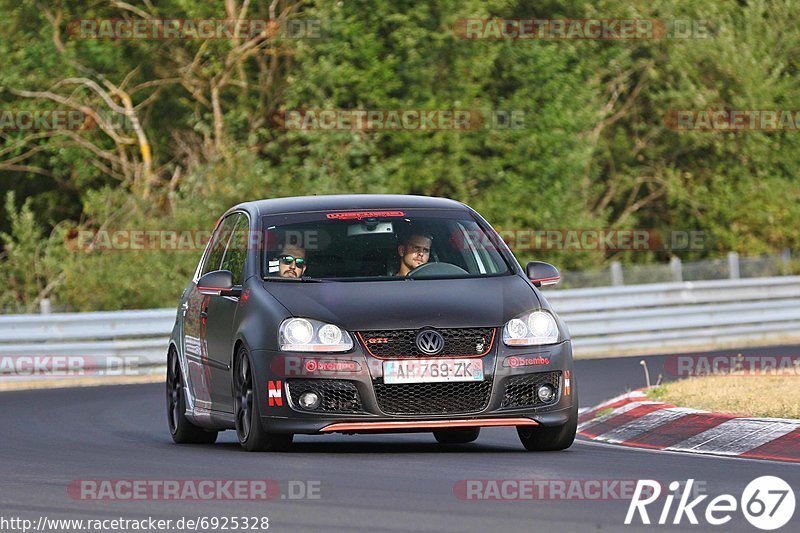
[274,244,307,278]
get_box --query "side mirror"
[525,261,561,287]
[197,270,241,297]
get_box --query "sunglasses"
[278,254,306,268]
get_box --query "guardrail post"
[728,251,740,279]
[670,256,682,282]
[610,261,624,286]
[39,298,52,314]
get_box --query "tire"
[433,427,480,444]
[234,347,293,452]
[517,408,577,451]
[166,348,218,444]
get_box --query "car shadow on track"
[198,437,576,454]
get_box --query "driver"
[397,233,432,276]
[272,243,307,278]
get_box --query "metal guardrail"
[547,276,800,356]
[0,309,174,367]
[0,277,799,376]
[557,250,796,289]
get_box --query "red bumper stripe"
[320,417,538,432]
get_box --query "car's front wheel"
[234,347,293,452]
[517,408,577,451]
[166,348,218,444]
[433,428,480,444]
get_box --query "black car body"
[167,194,577,451]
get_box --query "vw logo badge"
[416,330,444,355]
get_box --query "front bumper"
[250,339,576,435]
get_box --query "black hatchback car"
[167,195,577,451]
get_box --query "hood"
[263,275,540,331]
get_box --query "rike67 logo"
[625,477,795,530]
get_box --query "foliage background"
[1,0,798,311]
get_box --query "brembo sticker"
[505,355,550,367]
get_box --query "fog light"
[537,384,555,402]
[299,391,321,410]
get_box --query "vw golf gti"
[167,194,577,451]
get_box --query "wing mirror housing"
[525,261,561,287]
[197,270,242,297]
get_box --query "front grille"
[359,328,495,358]
[501,372,562,408]
[373,380,492,415]
[287,379,364,413]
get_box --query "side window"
[200,215,238,277]
[221,214,249,285]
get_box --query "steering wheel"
[407,262,469,278]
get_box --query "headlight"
[283,318,314,345]
[502,310,559,346]
[279,318,353,352]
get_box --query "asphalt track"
[2,346,799,533]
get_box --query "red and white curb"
[578,390,800,463]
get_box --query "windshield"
[261,209,512,281]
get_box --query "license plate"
[383,358,484,384]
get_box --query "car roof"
[230,194,469,217]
